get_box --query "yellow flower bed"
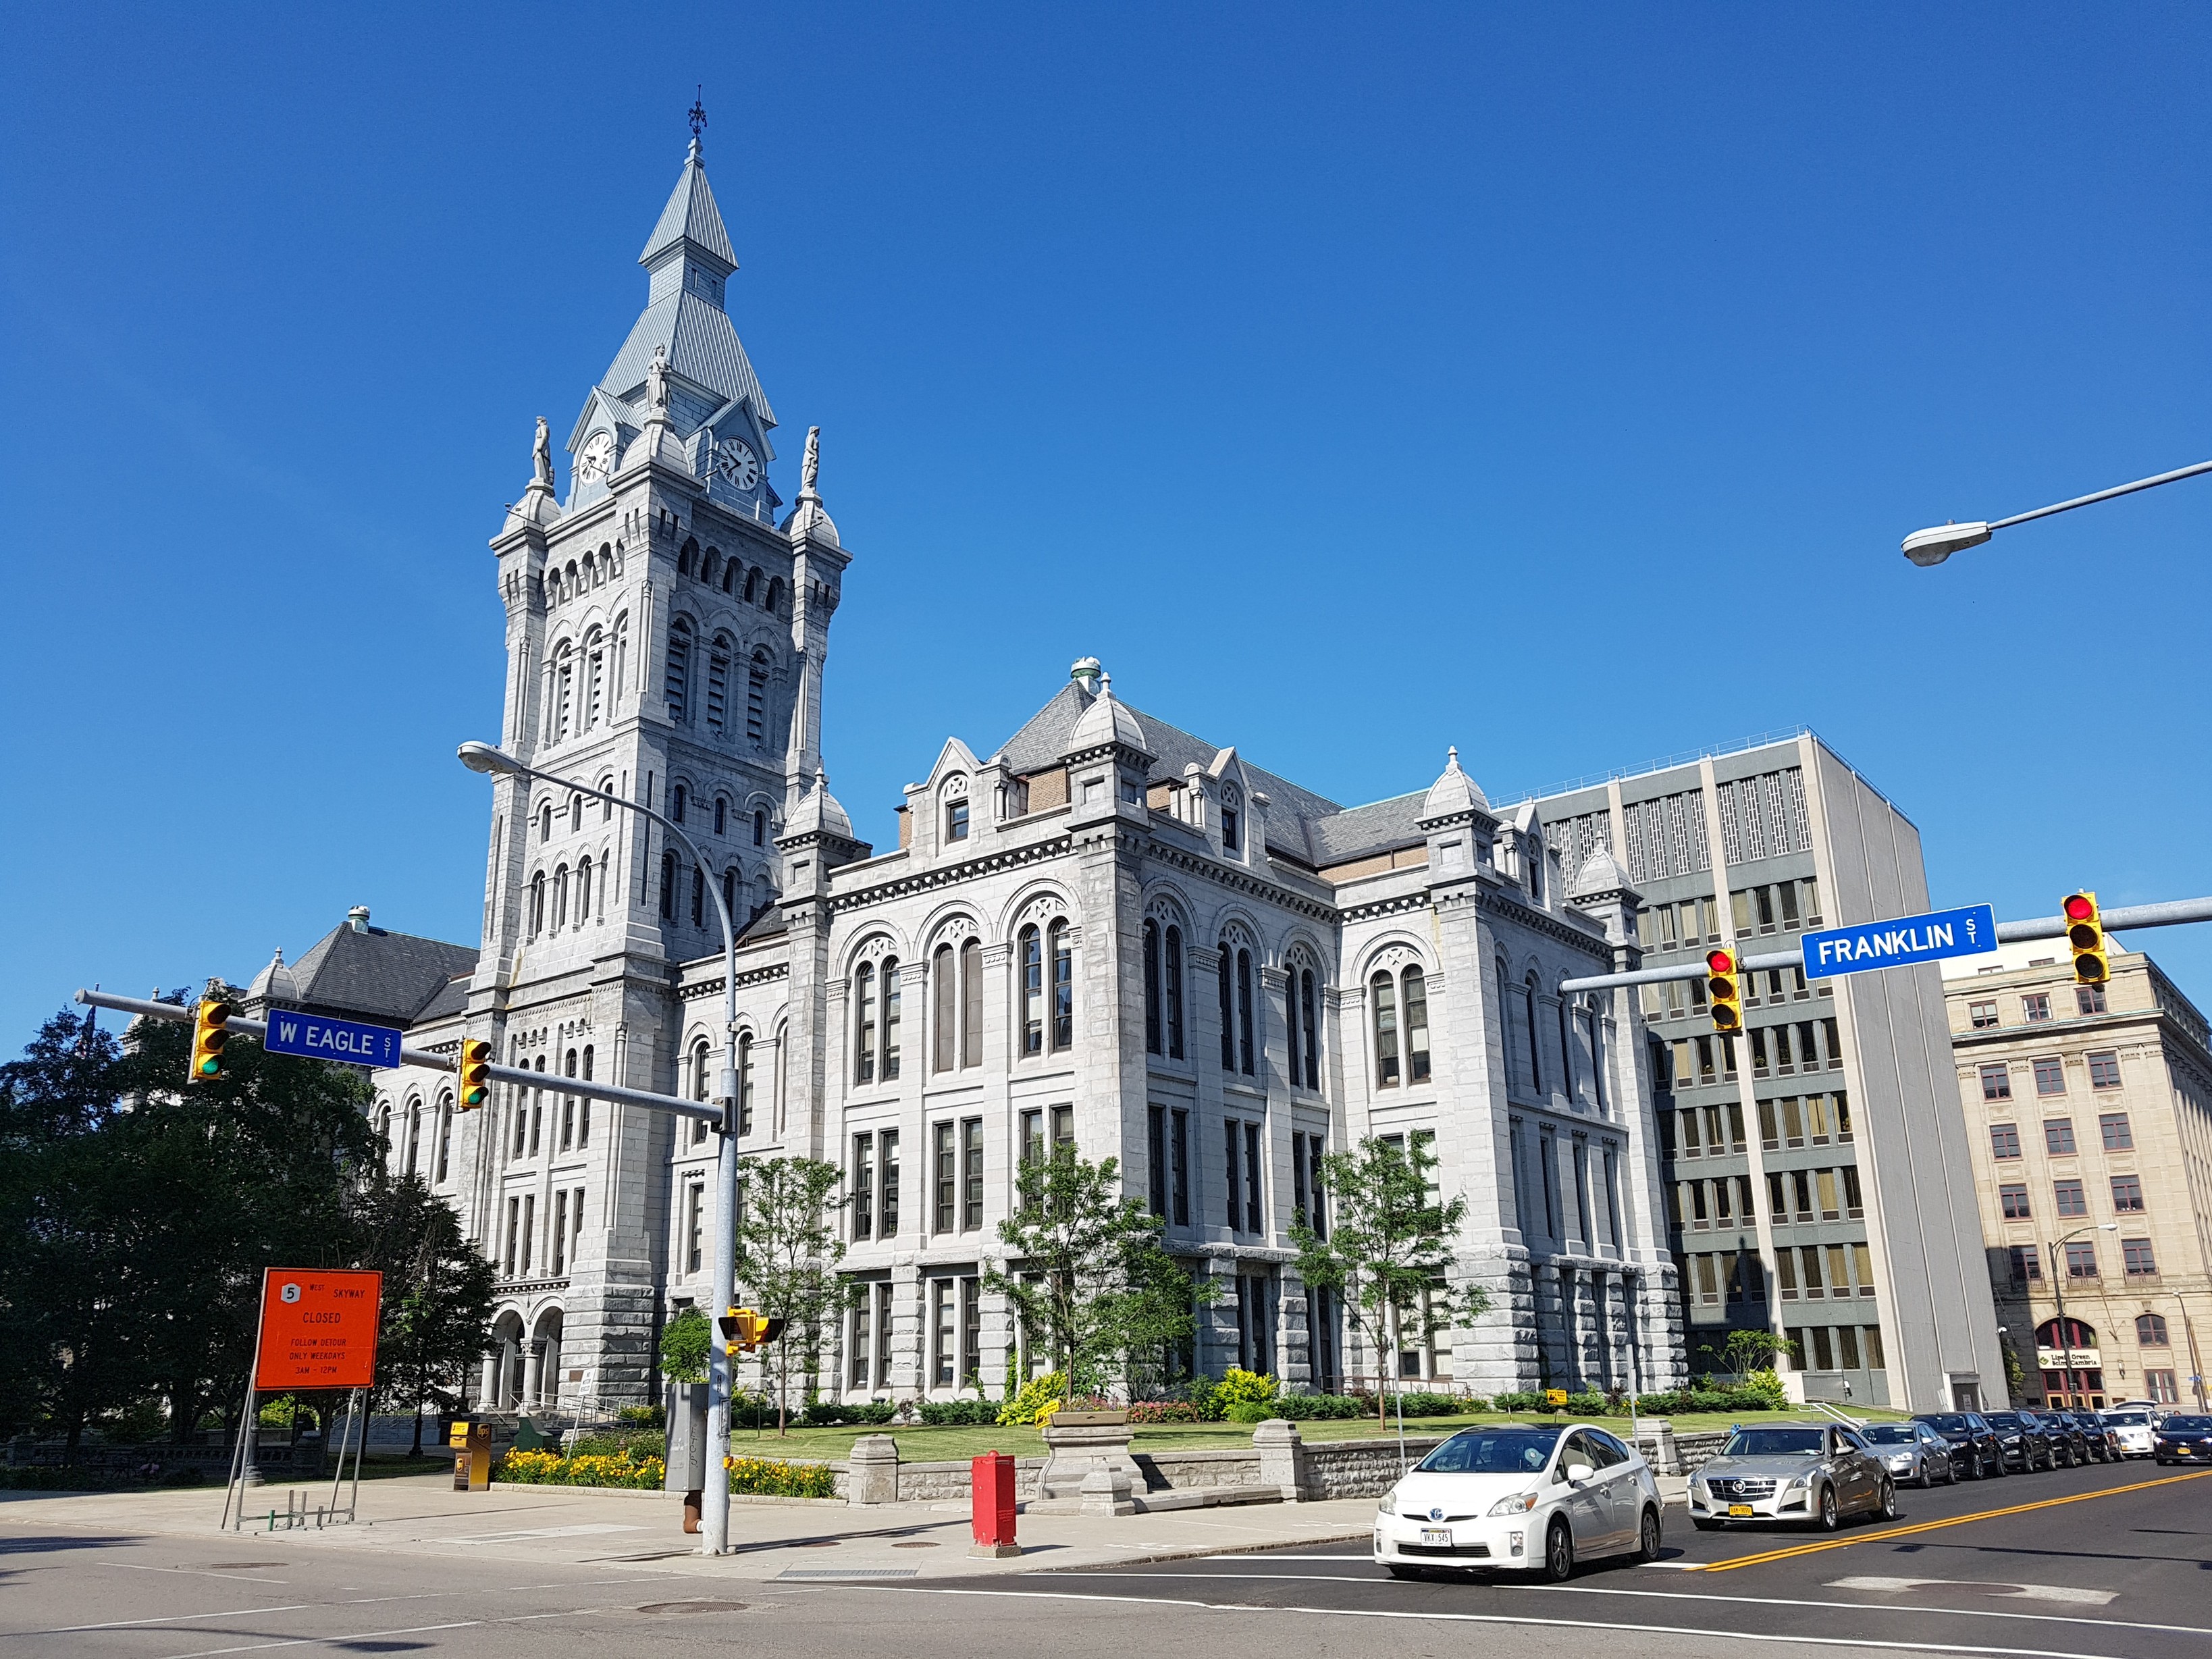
[726,1455,837,1498]
[493,1448,666,1490]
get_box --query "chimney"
[348,905,371,934]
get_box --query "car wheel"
[1873,1477,1898,1522]
[1542,1518,1576,1583]
[1814,1483,1840,1531]
[1637,1506,1663,1562]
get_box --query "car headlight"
[1377,1490,1398,1516]
[1489,1491,1540,1516]
[1781,1475,1808,1492]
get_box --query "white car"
[2099,1409,2159,1458]
[1373,1423,1664,1582]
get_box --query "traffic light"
[189,997,233,1082]
[718,1307,786,1356]
[457,1038,491,1109]
[2063,891,2109,984]
[1705,947,1743,1034]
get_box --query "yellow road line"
[1693,1469,2212,1573]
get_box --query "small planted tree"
[983,1144,1207,1404]
[1700,1327,1798,1382]
[1291,1135,1490,1422]
[731,1157,849,1434]
[363,1178,498,1456]
[660,1307,710,1385]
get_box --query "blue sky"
[3,3,2207,1041]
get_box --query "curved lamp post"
[2043,1221,2120,1409]
[1901,457,2212,567]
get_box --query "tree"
[1290,1136,1490,1421]
[358,1175,497,1456]
[982,1144,1207,1404]
[1700,1327,1799,1381]
[732,1157,849,1434]
[660,1307,710,1386]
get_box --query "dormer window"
[945,799,970,843]
[1221,791,1242,853]
[673,785,687,825]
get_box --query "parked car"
[2153,1415,2212,1466]
[2099,1408,2159,1458]
[1373,1423,1663,1583]
[1858,1421,1957,1488]
[2038,1409,2096,1467]
[1982,1411,2055,1473]
[1912,1412,2005,1479]
[1687,1423,1898,1532]
[2051,1409,2116,1463]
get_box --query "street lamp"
[2043,1221,2119,1410]
[1900,456,2212,567]
[458,740,744,1557]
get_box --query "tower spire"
[687,87,707,159]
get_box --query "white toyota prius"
[1373,1423,1664,1581]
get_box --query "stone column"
[1253,1418,1307,1500]
[479,1352,500,1410]
[846,1434,899,1505]
[524,1340,546,1407]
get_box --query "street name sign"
[1801,903,1997,979]
[263,1009,402,1068]
[253,1268,382,1390]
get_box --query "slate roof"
[640,144,738,270]
[275,922,479,1028]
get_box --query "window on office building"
[2053,1178,2087,1217]
[2032,1055,2066,1095]
[2088,1050,2123,1089]
[2023,993,2051,1023]
[1980,1063,2012,1101]
[1969,999,1999,1029]
[2111,1174,2144,1213]
[2076,984,2107,1015]
[1989,1122,2021,1160]
[1999,1184,2030,1220]
[2099,1111,2132,1151]
[2045,1118,2077,1156]
[2064,1240,2098,1278]
[2006,1244,2040,1284]
[2123,1238,2158,1277]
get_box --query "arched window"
[1371,971,1400,1087]
[714,796,728,837]
[705,637,731,735]
[1556,993,1575,1101]
[529,872,546,937]
[435,1097,452,1183]
[678,537,697,577]
[933,944,957,1072]
[1403,965,1431,1084]
[585,637,605,729]
[551,643,574,741]
[1143,921,1162,1055]
[568,792,584,832]
[402,1103,421,1178]
[599,776,616,822]
[1165,926,1185,1059]
[880,957,901,1080]
[765,576,783,614]
[1221,787,1242,854]
[746,651,769,747]
[1299,968,1318,1088]
[722,866,739,926]
[375,1104,392,1147]
[1217,944,1235,1069]
[742,569,757,604]
[1523,976,1543,1095]
[1284,961,1301,1086]
[579,1045,592,1147]
[673,783,687,824]
[964,937,986,1065]
[753,807,767,846]
[689,1036,711,1145]
[2138,1313,2170,1346]
[612,610,629,700]
[560,1048,578,1150]
[539,803,552,843]
[722,558,737,594]
[659,850,677,920]
[1019,926,1043,1056]
[664,616,693,721]
[738,1030,756,1134]
[576,856,593,922]
[2038,1315,2097,1352]
[855,960,877,1084]
[552,864,570,928]
[1236,947,1254,1074]
[1049,921,1073,1052]
[691,864,705,927]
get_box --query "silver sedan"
[1858,1421,1959,1487]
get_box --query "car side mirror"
[1566,1463,1596,1484]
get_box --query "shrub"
[726,1456,837,1498]
[918,1398,997,1426]
[1224,1401,1274,1424]
[1564,1391,1612,1417]
[617,1404,663,1428]
[1733,1369,1790,1409]
[1183,1377,1223,1421]
[1394,1391,1469,1418]
[1275,1394,1367,1421]
[1125,1400,1203,1425]
[997,1372,1068,1427]
[1491,1390,1545,1413]
[1215,1367,1279,1411]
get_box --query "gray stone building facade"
[280,136,1700,1415]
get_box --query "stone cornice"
[1138,833,1338,924]
[827,833,1076,915]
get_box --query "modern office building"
[1941,941,2212,1412]
[1535,733,2004,1412]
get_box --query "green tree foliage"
[0,998,490,1454]
[357,1176,498,1454]
[660,1307,710,1385]
[1699,1327,1799,1381]
[982,1144,1208,1403]
[731,1157,849,1434]
[1290,1135,1490,1421]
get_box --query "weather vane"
[689,87,708,143]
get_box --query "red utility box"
[970,1451,1020,1558]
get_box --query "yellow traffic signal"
[1705,947,1742,1034]
[189,997,233,1082]
[458,1038,491,1109]
[2063,892,2109,984]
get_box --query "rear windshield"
[2161,1417,2212,1434]
[2105,1413,2149,1426]
[1416,1430,1560,1475]
[1722,1428,1824,1458]
[1860,1425,1915,1444]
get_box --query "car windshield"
[1415,1430,1560,1475]
[2105,1413,2149,1426]
[1722,1428,1825,1458]
[1916,1415,1972,1432]
[1860,1426,1916,1445]
[2161,1417,2212,1434]
[1984,1413,2024,1428]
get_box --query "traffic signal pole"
[1558,893,2212,994]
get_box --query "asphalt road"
[3,1459,2205,1659]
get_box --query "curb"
[1015,1529,1373,1574]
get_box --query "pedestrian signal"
[718,1307,786,1354]
[1705,948,1742,1034]
[458,1038,491,1109]
[2063,892,2109,984]
[190,997,233,1082]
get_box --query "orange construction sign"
[254,1268,383,1390]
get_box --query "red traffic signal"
[1705,948,1743,1033]
[2062,891,2109,985]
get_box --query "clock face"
[577,430,616,485]
[714,438,761,492]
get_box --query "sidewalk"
[0,1471,1379,1582]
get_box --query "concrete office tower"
[1536,733,2003,1411]
[1942,942,2212,1413]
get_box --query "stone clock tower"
[465,127,851,1405]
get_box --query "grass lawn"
[717,1406,1912,1465]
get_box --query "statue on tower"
[801,425,821,495]
[646,343,671,414]
[531,417,554,491]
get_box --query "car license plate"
[1729,1504,1755,1517]
[1421,1528,1452,1547]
